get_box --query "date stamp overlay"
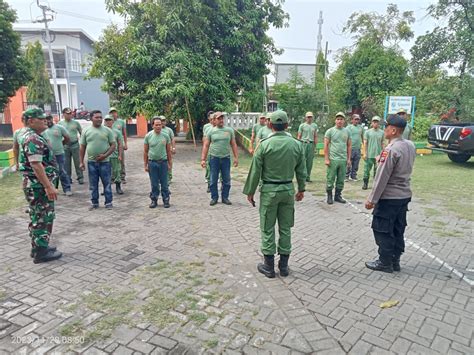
[11,335,85,345]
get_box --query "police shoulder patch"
[379,150,389,163]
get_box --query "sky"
[9,0,438,74]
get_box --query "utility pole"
[34,1,60,113]
[315,11,323,88]
[323,41,330,115]
[263,75,268,112]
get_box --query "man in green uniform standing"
[398,108,413,140]
[160,116,176,183]
[362,116,384,190]
[250,113,267,154]
[80,110,117,210]
[201,112,239,206]
[346,114,364,181]
[297,111,318,182]
[19,108,62,263]
[110,108,128,182]
[44,115,71,195]
[243,110,306,278]
[324,112,351,204]
[256,116,273,146]
[104,115,124,194]
[144,117,172,208]
[58,107,83,184]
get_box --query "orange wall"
[7,87,27,133]
[136,114,148,138]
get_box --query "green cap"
[335,112,346,119]
[397,108,406,114]
[23,108,46,120]
[109,107,118,113]
[371,116,381,121]
[104,114,113,120]
[270,110,288,124]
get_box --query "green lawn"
[0,173,25,215]
[233,152,474,222]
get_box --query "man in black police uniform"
[365,115,416,273]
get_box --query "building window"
[69,49,82,73]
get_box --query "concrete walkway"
[0,138,472,354]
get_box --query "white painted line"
[347,200,474,286]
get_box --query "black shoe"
[116,183,124,195]
[210,199,218,206]
[105,203,113,209]
[393,256,401,272]
[163,199,170,208]
[78,179,84,185]
[222,198,232,205]
[326,190,333,205]
[334,189,346,204]
[365,259,393,273]
[149,199,158,208]
[306,178,312,182]
[362,178,368,190]
[33,247,62,264]
[257,255,276,278]
[207,186,211,193]
[30,245,57,258]
[278,254,290,277]
[89,204,99,211]
[101,192,104,196]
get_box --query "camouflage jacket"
[19,128,58,189]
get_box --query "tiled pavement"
[0,138,472,354]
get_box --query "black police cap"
[386,114,407,128]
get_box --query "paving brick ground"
[0,138,472,354]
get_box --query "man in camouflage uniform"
[19,108,63,263]
[160,116,176,183]
[110,107,128,182]
[104,115,124,194]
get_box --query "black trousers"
[371,198,411,264]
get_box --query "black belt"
[262,180,292,185]
[148,159,167,163]
[303,141,314,143]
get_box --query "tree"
[0,0,31,111]
[25,41,54,106]
[89,0,288,127]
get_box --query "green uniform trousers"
[326,159,346,190]
[120,150,126,180]
[110,157,121,183]
[64,141,83,182]
[260,190,294,255]
[303,142,315,179]
[24,187,55,248]
[363,158,377,181]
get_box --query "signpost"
[384,96,416,127]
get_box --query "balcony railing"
[23,102,60,115]
[46,68,67,79]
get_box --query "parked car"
[428,122,474,163]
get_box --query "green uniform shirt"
[113,118,126,134]
[346,124,363,149]
[19,128,58,189]
[13,127,28,145]
[203,123,213,138]
[325,126,350,161]
[298,122,318,142]
[364,128,384,159]
[80,125,116,162]
[110,128,124,159]
[207,126,235,158]
[252,123,266,137]
[43,124,69,155]
[144,131,170,161]
[243,132,306,194]
[402,125,412,140]
[257,126,273,141]
[58,119,82,143]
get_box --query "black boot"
[257,255,276,278]
[30,245,57,258]
[149,198,158,208]
[116,182,124,195]
[326,189,334,205]
[334,189,346,203]
[392,255,401,272]
[278,254,290,277]
[365,259,393,273]
[163,199,170,208]
[362,178,368,190]
[33,247,62,264]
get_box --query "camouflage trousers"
[23,187,55,248]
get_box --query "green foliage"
[343,3,415,48]
[89,0,287,125]
[413,116,436,141]
[0,0,31,110]
[25,41,54,105]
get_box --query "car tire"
[447,153,471,163]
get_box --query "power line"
[51,8,112,24]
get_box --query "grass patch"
[203,339,219,349]
[434,229,465,238]
[424,207,442,217]
[0,290,6,301]
[188,312,208,325]
[142,289,179,328]
[59,320,85,337]
[0,173,24,215]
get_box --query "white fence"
[223,112,261,130]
